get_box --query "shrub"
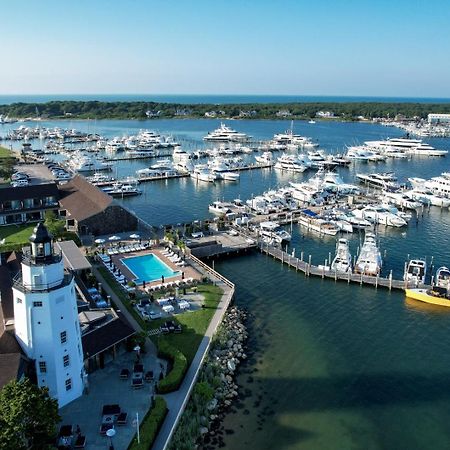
[156,340,188,393]
[127,397,167,450]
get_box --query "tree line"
[1,100,450,120]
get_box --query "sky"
[1,0,449,97]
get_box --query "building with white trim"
[12,223,85,407]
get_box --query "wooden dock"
[259,242,430,291]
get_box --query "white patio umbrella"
[109,235,121,241]
[129,233,140,239]
[94,238,106,244]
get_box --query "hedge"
[128,397,168,450]
[156,340,188,394]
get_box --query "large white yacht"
[204,123,250,142]
[405,187,450,207]
[355,232,382,276]
[356,172,400,190]
[331,238,352,272]
[70,156,113,172]
[208,158,240,181]
[273,129,317,148]
[381,191,423,210]
[255,152,274,165]
[352,205,407,227]
[275,153,311,172]
[365,137,447,157]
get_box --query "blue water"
[1,94,450,105]
[3,117,450,448]
[121,254,180,284]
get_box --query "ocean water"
[1,94,450,105]
[2,118,450,448]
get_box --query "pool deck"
[108,246,200,288]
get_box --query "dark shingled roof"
[81,312,135,358]
[58,175,113,222]
[0,265,14,321]
[0,183,59,202]
[0,353,23,390]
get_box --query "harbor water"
[3,118,450,449]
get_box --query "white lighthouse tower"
[13,223,85,408]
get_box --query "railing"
[13,272,73,293]
[21,250,62,266]
[189,254,235,289]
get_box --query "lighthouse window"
[16,298,22,304]
[63,355,70,367]
[39,361,47,373]
[33,301,43,307]
[65,378,72,391]
[60,331,67,344]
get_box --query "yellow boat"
[405,288,450,308]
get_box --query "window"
[63,355,70,367]
[65,378,72,391]
[16,298,22,304]
[60,331,67,344]
[33,301,43,307]
[39,361,47,373]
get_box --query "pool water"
[121,254,180,284]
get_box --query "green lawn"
[150,283,223,363]
[96,263,223,364]
[0,224,36,251]
[0,146,13,159]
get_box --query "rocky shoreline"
[168,306,248,450]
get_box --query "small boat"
[436,267,450,290]
[255,152,274,164]
[208,201,233,215]
[354,232,382,276]
[331,238,352,272]
[405,288,450,308]
[259,221,291,245]
[404,259,427,285]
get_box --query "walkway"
[152,256,235,450]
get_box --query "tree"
[0,378,60,450]
[44,211,66,239]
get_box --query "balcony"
[21,250,63,266]
[13,272,73,293]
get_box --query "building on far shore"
[58,175,138,236]
[428,113,450,124]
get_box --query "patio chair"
[120,368,130,379]
[99,424,114,435]
[74,435,86,449]
[102,404,121,415]
[144,370,154,382]
[117,412,128,425]
[134,363,144,373]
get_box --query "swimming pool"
[121,254,180,284]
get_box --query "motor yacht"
[71,157,113,172]
[355,232,382,276]
[331,238,352,272]
[406,143,448,157]
[404,259,427,285]
[382,191,423,210]
[352,205,407,227]
[436,267,450,290]
[255,152,274,165]
[405,188,450,207]
[208,201,233,215]
[208,159,240,181]
[259,221,291,245]
[103,183,142,197]
[204,123,250,142]
[356,172,400,190]
[192,166,217,183]
[298,209,340,236]
[275,154,310,172]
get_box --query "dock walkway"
[259,242,430,291]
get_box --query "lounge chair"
[102,404,121,415]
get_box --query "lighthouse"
[12,223,85,407]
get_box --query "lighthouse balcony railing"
[12,272,73,293]
[21,249,63,266]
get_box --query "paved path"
[152,257,235,450]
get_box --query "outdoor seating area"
[145,277,195,292]
[135,294,195,322]
[98,254,135,293]
[57,424,86,449]
[99,404,128,434]
[161,246,186,267]
[106,242,149,255]
[119,361,154,390]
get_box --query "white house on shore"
[12,223,85,407]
